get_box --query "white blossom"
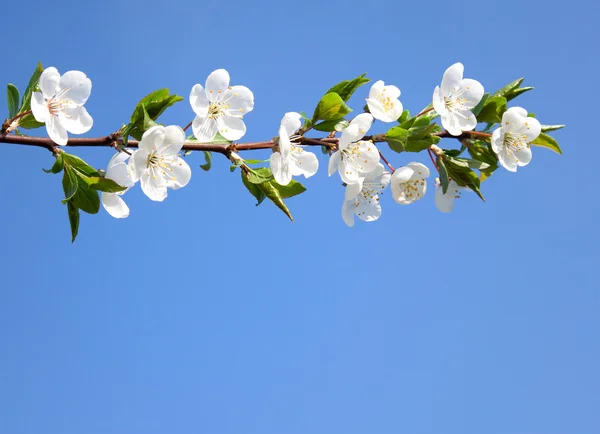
[342,163,391,226]
[432,62,484,136]
[270,112,319,185]
[31,67,93,146]
[128,125,191,202]
[328,113,380,189]
[391,162,430,204]
[366,80,403,122]
[491,107,541,172]
[189,69,254,142]
[435,178,465,213]
[101,152,135,218]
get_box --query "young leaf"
[19,61,43,113]
[72,178,101,214]
[43,153,65,174]
[271,179,306,199]
[313,119,349,132]
[62,166,79,201]
[7,84,20,119]
[541,125,565,133]
[386,126,409,152]
[62,153,100,177]
[493,78,524,98]
[246,167,274,184]
[200,151,212,171]
[325,74,370,102]
[476,96,507,124]
[17,115,45,130]
[444,157,485,201]
[66,201,80,243]
[437,158,449,194]
[530,132,562,155]
[77,173,127,193]
[241,171,266,205]
[312,92,352,122]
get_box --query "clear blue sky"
[1,0,598,433]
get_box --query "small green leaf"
[504,86,533,101]
[385,126,409,152]
[77,173,127,193]
[7,84,20,119]
[62,153,99,177]
[62,166,78,201]
[398,110,410,124]
[17,114,45,130]
[437,158,449,194]
[313,119,349,132]
[200,151,212,171]
[493,78,524,98]
[19,61,43,114]
[471,93,489,116]
[325,74,370,102]
[72,178,101,214]
[246,167,274,184]
[312,92,352,122]
[271,179,306,199]
[541,125,565,133]
[448,157,490,170]
[444,157,485,201]
[530,132,562,155]
[466,141,498,176]
[257,181,295,222]
[123,89,183,141]
[66,201,80,243]
[43,153,64,174]
[476,96,507,124]
[241,171,267,205]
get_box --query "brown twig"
[379,151,395,172]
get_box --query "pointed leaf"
[530,132,562,155]
[66,201,80,243]
[7,84,20,119]
[325,74,370,102]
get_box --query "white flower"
[432,62,484,136]
[31,67,93,146]
[270,112,319,185]
[101,152,135,218]
[328,113,380,188]
[189,69,254,142]
[391,162,430,204]
[366,80,403,122]
[128,125,192,202]
[435,178,465,213]
[491,107,541,172]
[342,163,391,227]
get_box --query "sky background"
[1,0,599,433]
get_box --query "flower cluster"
[24,64,548,227]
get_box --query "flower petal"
[205,69,230,96]
[106,160,134,188]
[345,177,364,201]
[497,149,518,172]
[227,85,254,115]
[368,80,384,99]
[342,200,355,227]
[491,128,504,153]
[441,62,464,96]
[60,70,92,105]
[328,151,341,176]
[392,165,415,184]
[279,112,302,138]
[407,162,430,179]
[189,84,210,115]
[159,125,185,155]
[270,152,292,185]
[46,116,68,146]
[139,125,166,152]
[31,92,49,123]
[192,115,218,142]
[435,186,455,212]
[459,79,484,109]
[290,148,318,178]
[101,192,130,218]
[167,157,192,189]
[432,86,446,116]
[515,146,532,167]
[219,116,246,141]
[356,195,382,222]
[59,106,93,134]
[141,169,168,201]
[129,149,149,182]
[39,67,60,98]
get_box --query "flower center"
[208,102,226,119]
[342,141,374,175]
[399,178,425,201]
[503,132,529,156]
[145,149,177,181]
[376,91,395,112]
[47,88,71,116]
[443,86,472,112]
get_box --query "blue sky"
[1,0,599,433]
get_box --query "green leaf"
[530,132,562,155]
[398,110,411,124]
[437,158,449,194]
[448,156,490,170]
[313,119,349,132]
[466,141,498,175]
[19,61,43,113]
[471,93,489,116]
[77,173,127,193]
[72,178,101,214]
[43,153,64,174]
[541,124,565,133]
[476,96,507,124]
[312,92,352,122]
[246,167,274,184]
[200,151,212,171]
[62,153,99,177]
[17,113,44,130]
[257,180,295,222]
[325,74,370,102]
[299,111,313,132]
[7,84,20,119]
[62,166,78,201]
[504,86,533,101]
[271,179,306,199]
[123,89,183,141]
[493,78,524,98]
[385,126,409,152]
[66,201,80,243]
[241,171,266,205]
[444,157,485,201]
